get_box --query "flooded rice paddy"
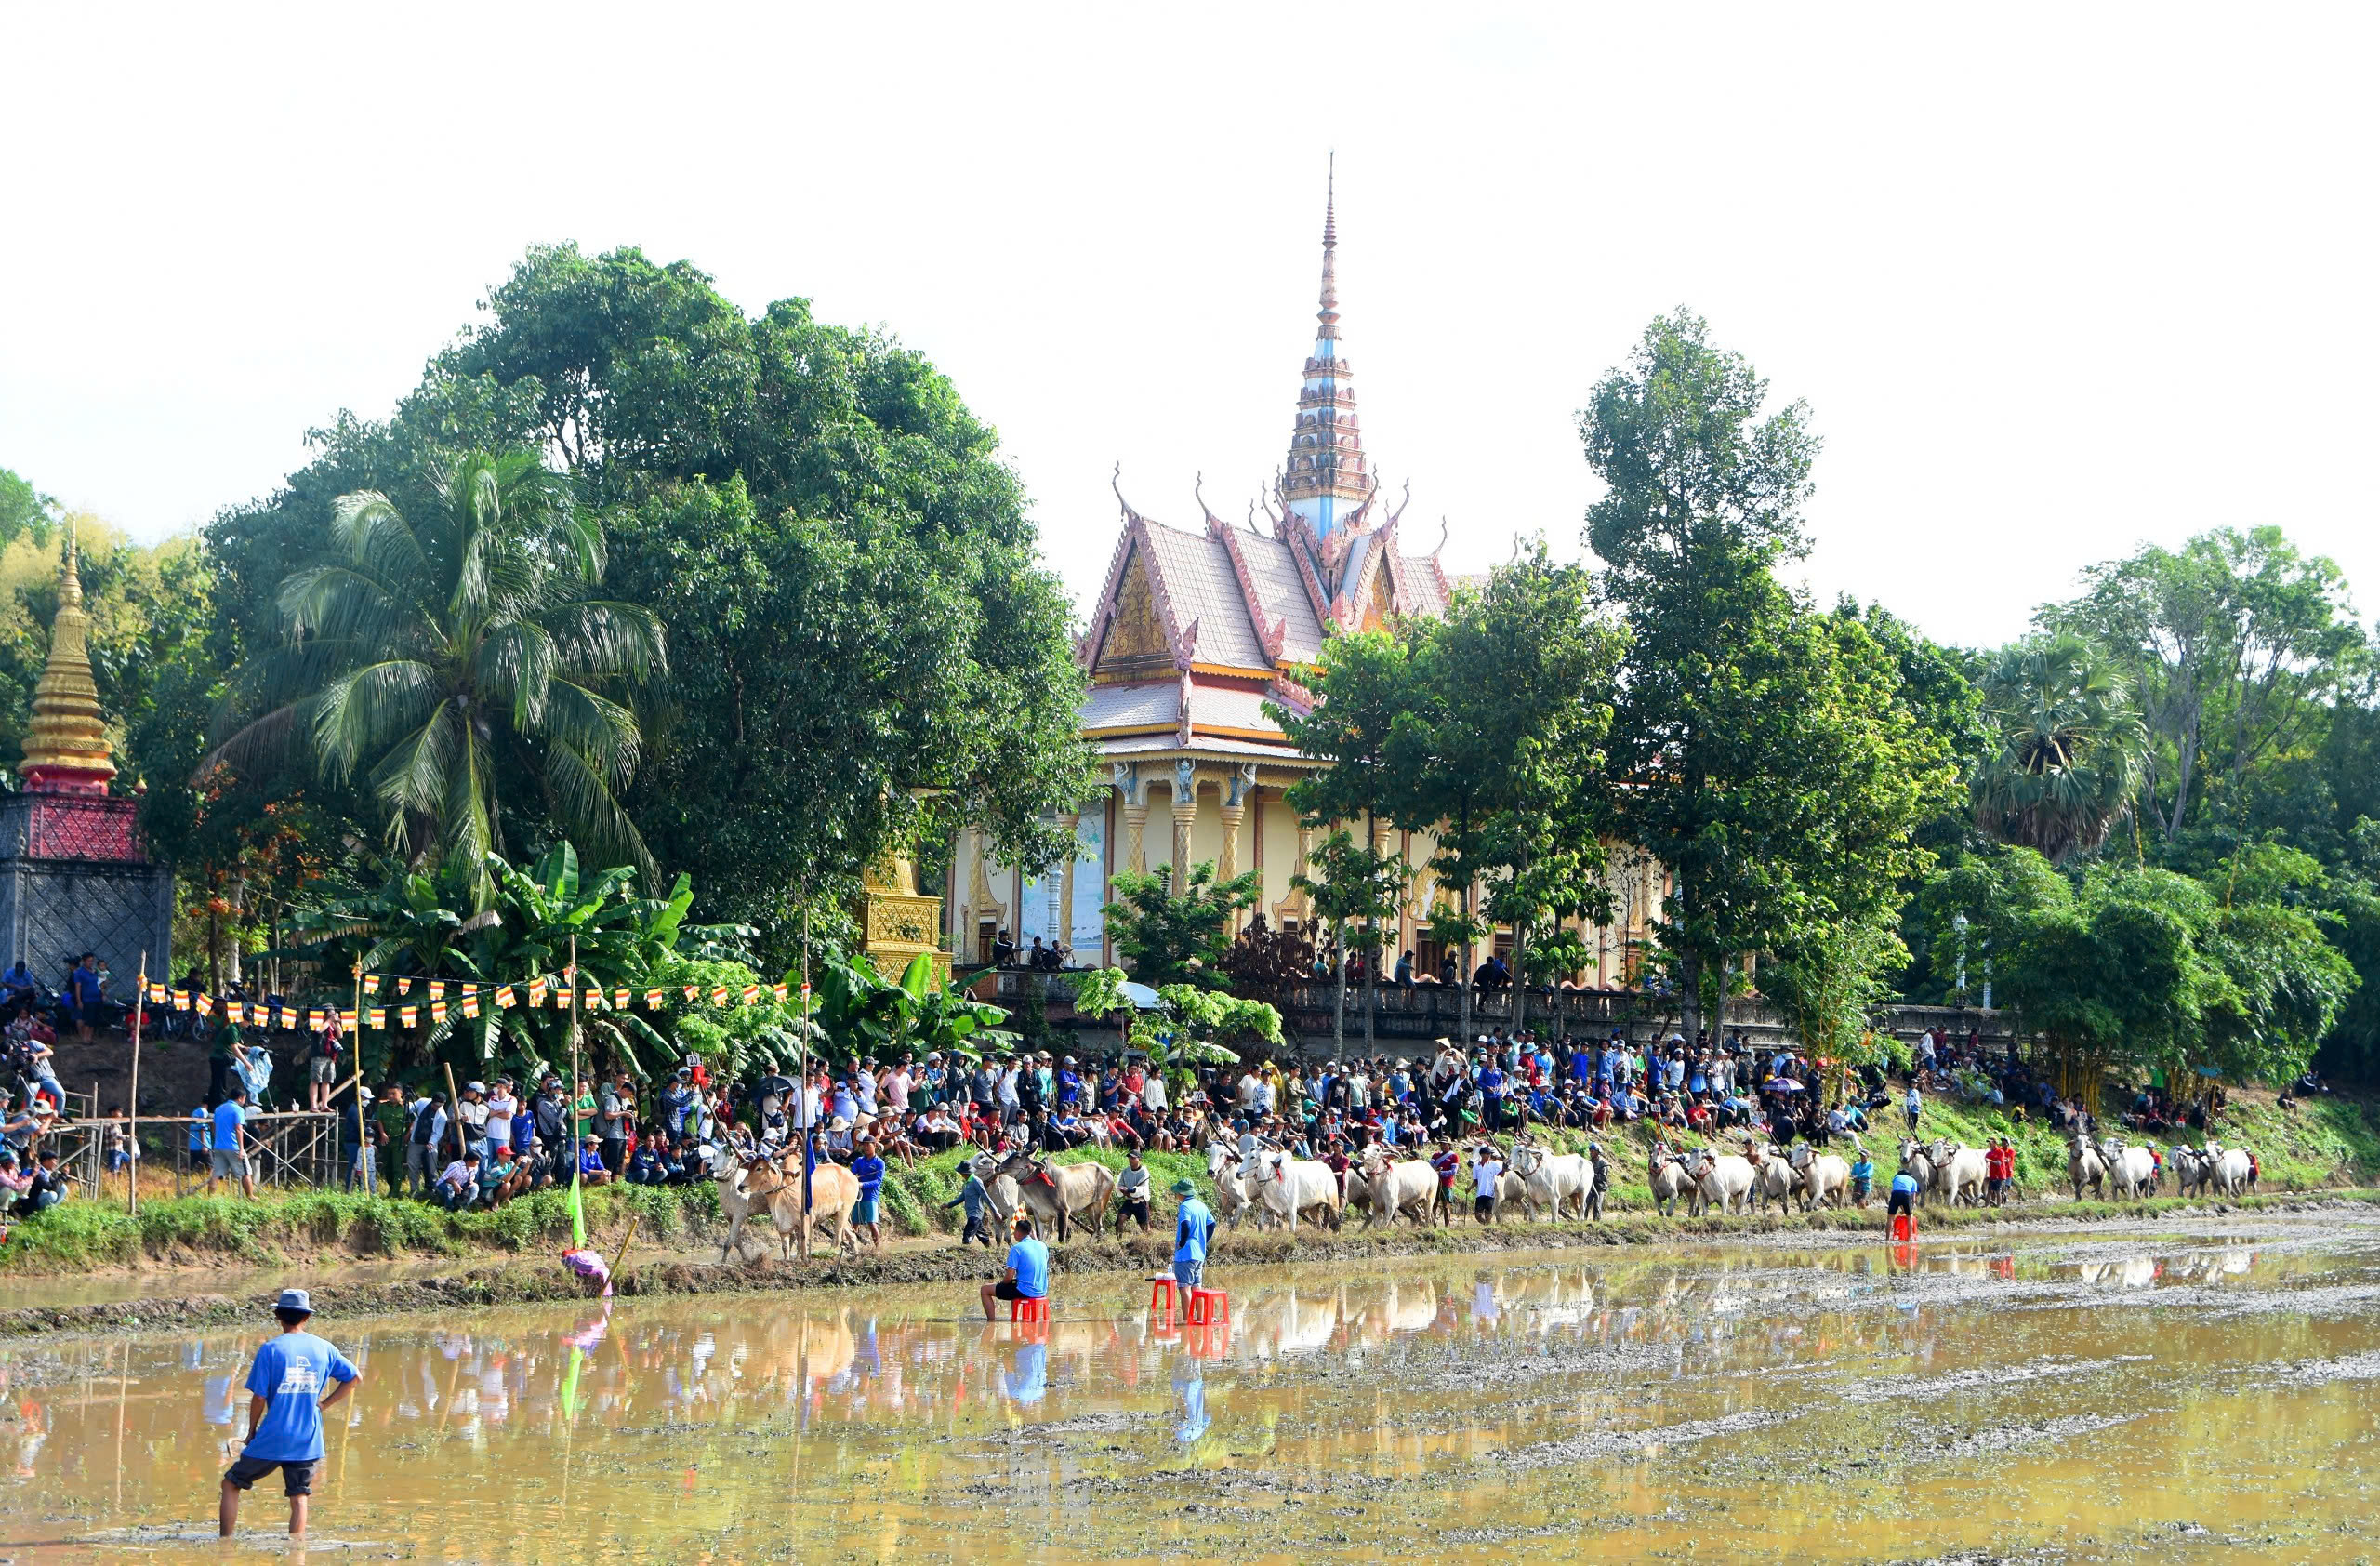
[4,1212,2379,1563]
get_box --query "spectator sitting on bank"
[627,1135,669,1186]
[576,1134,615,1187]
[434,1149,483,1211]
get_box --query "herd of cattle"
[704,1125,2267,1261]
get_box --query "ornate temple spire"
[19,525,117,795]
[1280,156,1370,541]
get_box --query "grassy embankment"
[4,1089,2372,1275]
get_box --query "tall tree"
[2043,525,2367,843]
[1580,310,1820,1041]
[208,449,664,908]
[203,245,1091,955]
[1969,633,2150,863]
[1276,629,1424,1058]
[1421,547,1623,1038]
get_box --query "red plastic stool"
[1148,1274,1179,1319]
[1186,1288,1229,1326]
[1010,1294,1050,1324]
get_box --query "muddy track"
[4,1192,2371,1344]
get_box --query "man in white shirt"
[482,1082,518,1155]
[1472,1146,1504,1225]
[1142,1068,1169,1113]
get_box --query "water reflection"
[1,1221,2375,1564]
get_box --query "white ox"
[1788,1146,1852,1210]
[1925,1140,1990,1207]
[2101,1138,2158,1200]
[2207,1144,2256,1198]
[1747,1147,1796,1214]
[1686,1148,1757,1216]
[1649,1153,1696,1217]
[1357,1148,1439,1228]
[1509,1143,1595,1222]
[1256,1150,1344,1232]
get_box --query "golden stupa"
[19,527,117,795]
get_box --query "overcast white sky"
[4,5,2373,648]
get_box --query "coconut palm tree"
[209,449,664,906]
[1971,632,2149,863]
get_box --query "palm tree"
[210,449,664,906]
[1971,632,2149,863]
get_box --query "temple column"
[1292,820,1314,920]
[1170,760,1198,887]
[1218,763,1254,934]
[1056,810,1080,960]
[1114,762,1149,876]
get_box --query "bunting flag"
[340,1010,358,1031]
[496,986,517,1009]
[429,980,445,1002]
[195,994,213,1017]
[643,988,664,1010]
[461,991,482,1019]
[554,988,574,1011]
[582,989,603,1011]
[395,977,413,997]
[173,990,190,1011]
[528,980,549,1008]
[368,1007,387,1029]
[399,1005,418,1029]
[710,985,730,1007]
[772,981,789,1002]
[740,983,760,1007]
[682,984,699,1002]
[148,981,167,1005]
[364,976,380,996]
[613,987,630,1010]
[431,1001,448,1026]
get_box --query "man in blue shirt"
[979,1214,1051,1320]
[1888,1163,1922,1221]
[850,1138,887,1254]
[209,1087,256,1200]
[1171,1177,1213,1293]
[219,1289,361,1538]
[65,952,108,1042]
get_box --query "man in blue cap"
[218,1289,361,1539]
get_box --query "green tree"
[1970,633,2150,864]
[208,449,664,908]
[1100,860,1262,989]
[1580,310,1824,1041]
[2043,525,2368,843]
[1758,613,1961,1081]
[1075,966,1280,1078]
[1275,628,1425,1058]
[0,467,55,550]
[1424,548,1624,1037]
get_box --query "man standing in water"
[219,1290,361,1539]
[1171,1177,1212,1294]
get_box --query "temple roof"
[1075,167,1454,762]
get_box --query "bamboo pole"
[345,962,365,1192]
[798,905,812,1262]
[126,953,145,1215]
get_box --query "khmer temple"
[945,175,1667,984]
[0,530,174,986]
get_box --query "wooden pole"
[798,904,812,1262]
[345,962,366,1191]
[126,953,145,1215]
[442,1060,464,1171]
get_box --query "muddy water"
[6,1215,2379,1564]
